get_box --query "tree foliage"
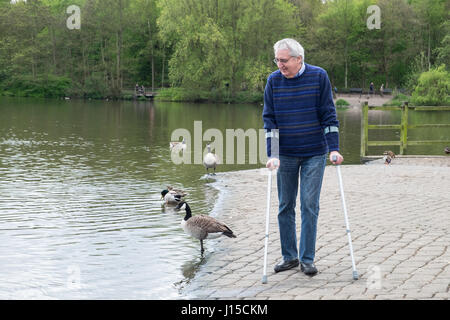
[0,0,448,101]
[411,65,450,105]
[158,0,299,95]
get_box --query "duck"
[383,150,396,159]
[203,144,219,175]
[161,186,187,205]
[383,150,395,165]
[167,186,187,196]
[170,138,186,153]
[445,147,450,154]
[175,201,236,254]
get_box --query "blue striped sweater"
[262,63,339,158]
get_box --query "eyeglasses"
[273,56,296,64]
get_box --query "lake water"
[0,97,448,299]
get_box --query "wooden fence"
[360,102,450,159]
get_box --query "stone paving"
[183,157,450,300]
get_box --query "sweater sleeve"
[262,76,279,158]
[318,70,340,152]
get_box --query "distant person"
[380,84,384,97]
[263,38,343,277]
[369,82,374,96]
[135,83,139,94]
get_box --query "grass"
[383,92,411,107]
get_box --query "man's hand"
[266,158,280,170]
[329,151,344,165]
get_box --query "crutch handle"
[332,154,338,163]
[267,158,279,170]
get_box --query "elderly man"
[263,38,343,276]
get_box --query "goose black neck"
[183,203,192,221]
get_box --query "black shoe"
[300,262,318,276]
[274,259,299,273]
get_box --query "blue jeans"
[277,154,327,264]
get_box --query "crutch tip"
[261,275,268,284]
[352,271,359,280]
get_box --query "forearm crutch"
[262,160,277,284]
[332,155,359,280]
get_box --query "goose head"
[175,201,186,210]
[175,201,192,220]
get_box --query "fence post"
[400,102,408,155]
[361,101,369,158]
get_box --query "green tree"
[158,0,299,98]
[410,0,448,70]
[376,0,417,88]
[434,21,450,68]
[1,0,446,101]
[312,0,361,88]
[411,65,450,105]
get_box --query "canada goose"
[170,138,186,153]
[203,144,219,175]
[176,201,236,254]
[161,187,187,205]
[445,147,450,154]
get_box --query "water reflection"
[174,255,208,293]
[0,98,225,299]
[0,97,448,299]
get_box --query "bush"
[383,91,411,107]
[0,75,71,98]
[156,87,263,104]
[81,73,109,99]
[411,65,450,106]
[335,99,350,106]
[233,91,263,104]
[156,87,210,102]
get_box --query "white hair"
[274,38,304,60]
